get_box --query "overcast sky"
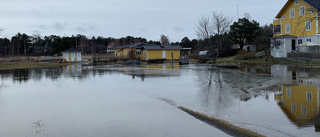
[0,0,287,42]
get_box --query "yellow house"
[61,48,82,62]
[271,0,320,57]
[275,84,319,127]
[115,43,181,61]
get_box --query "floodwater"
[0,63,319,137]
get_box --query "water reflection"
[271,65,320,132]
[275,83,320,131]
[1,63,320,136]
[92,63,181,81]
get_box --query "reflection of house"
[115,43,181,61]
[271,0,320,58]
[61,48,82,62]
[275,84,319,127]
[63,65,82,76]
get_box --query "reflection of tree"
[12,69,29,83]
[196,65,277,113]
[196,66,233,112]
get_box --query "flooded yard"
[0,63,319,137]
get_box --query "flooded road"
[0,63,319,137]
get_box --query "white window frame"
[291,103,296,113]
[286,88,292,97]
[300,6,305,16]
[285,24,290,33]
[290,9,295,18]
[306,92,312,102]
[301,106,307,116]
[305,20,311,31]
[298,39,302,44]
[295,0,299,5]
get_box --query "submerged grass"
[0,62,77,70]
[178,106,265,137]
[215,56,318,65]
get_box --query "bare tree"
[160,34,170,45]
[195,11,232,63]
[294,7,319,36]
[211,12,233,35]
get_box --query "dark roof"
[276,0,320,18]
[61,48,81,53]
[304,0,320,10]
[116,43,182,50]
[142,45,182,50]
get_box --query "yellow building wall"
[147,50,163,59]
[141,49,180,60]
[165,49,180,59]
[281,85,319,122]
[116,48,181,60]
[115,50,124,58]
[275,0,318,37]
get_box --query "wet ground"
[0,63,319,137]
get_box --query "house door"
[292,39,296,51]
[162,50,166,59]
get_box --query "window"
[275,40,282,47]
[306,20,311,31]
[136,51,142,55]
[295,0,299,5]
[286,88,292,97]
[290,9,295,18]
[311,9,315,14]
[274,25,281,34]
[283,15,285,19]
[300,6,305,16]
[285,24,290,33]
[301,106,307,116]
[298,39,302,44]
[306,92,312,102]
[306,38,312,42]
[291,103,296,113]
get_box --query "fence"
[287,53,320,62]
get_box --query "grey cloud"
[53,22,68,32]
[31,25,48,30]
[32,30,43,35]
[173,25,184,33]
[73,23,96,33]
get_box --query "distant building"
[271,0,320,58]
[61,48,82,62]
[115,43,181,61]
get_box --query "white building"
[61,48,82,62]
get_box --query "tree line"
[0,32,200,57]
[196,12,273,63]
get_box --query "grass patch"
[0,62,77,70]
[215,56,318,65]
[178,106,265,137]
